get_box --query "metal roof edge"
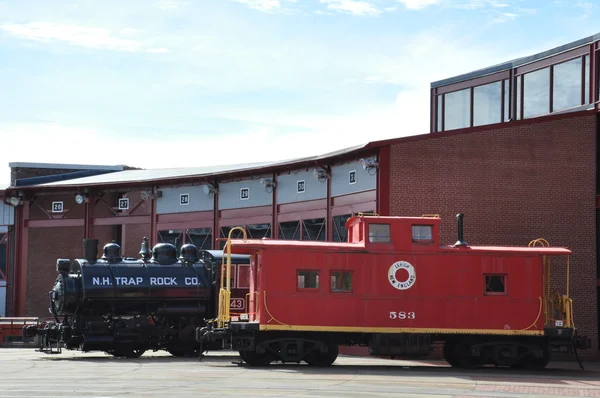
[8,162,127,171]
[14,169,119,187]
[431,31,600,89]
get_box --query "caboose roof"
[227,239,571,256]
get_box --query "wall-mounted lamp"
[140,190,162,201]
[75,194,88,204]
[260,178,277,193]
[312,168,330,183]
[359,158,379,175]
[203,184,218,198]
[8,196,22,207]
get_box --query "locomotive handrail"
[217,226,247,328]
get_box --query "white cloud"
[230,0,282,12]
[0,22,168,53]
[396,0,441,10]
[156,0,190,9]
[320,0,382,15]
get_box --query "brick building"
[2,32,599,355]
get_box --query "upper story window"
[412,225,433,242]
[432,41,596,132]
[368,223,390,243]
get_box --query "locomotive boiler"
[23,237,219,358]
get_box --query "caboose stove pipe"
[455,213,468,246]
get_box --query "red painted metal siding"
[253,249,544,331]
[388,113,598,353]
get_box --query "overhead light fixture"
[8,196,22,207]
[75,194,87,204]
[259,178,276,192]
[359,158,379,175]
[312,168,329,183]
[203,184,217,198]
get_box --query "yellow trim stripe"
[258,324,544,336]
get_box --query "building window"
[186,228,213,250]
[584,54,590,103]
[484,274,507,295]
[503,79,510,122]
[553,57,583,112]
[333,214,352,242]
[473,81,502,127]
[246,223,271,239]
[436,95,443,132]
[298,270,319,289]
[444,88,470,130]
[412,225,432,242]
[368,223,390,243]
[279,221,300,240]
[330,271,352,292]
[0,233,6,280]
[523,67,550,118]
[302,218,326,241]
[516,74,522,120]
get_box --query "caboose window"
[368,223,390,243]
[330,271,353,292]
[412,225,433,242]
[484,274,507,295]
[297,270,319,289]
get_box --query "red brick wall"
[389,113,598,355]
[26,226,114,317]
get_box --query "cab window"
[484,274,507,295]
[368,223,390,243]
[297,270,319,289]
[330,271,353,292]
[412,225,433,242]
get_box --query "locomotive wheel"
[239,350,273,366]
[107,347,146,358]
[304,342,339,367]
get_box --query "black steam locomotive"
[23,237,222,358]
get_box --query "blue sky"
[0,0,598,187]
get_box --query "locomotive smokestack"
[83,239,99,264]
[454,213,468,246]
[139,237,151,261]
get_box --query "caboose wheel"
[442,341,462,367]
[304,342,338,367]
[518,345,550,370]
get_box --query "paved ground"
[1,348,599,398]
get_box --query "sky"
[0,0,599,188]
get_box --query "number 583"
[389,311,416,320]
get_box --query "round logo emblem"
[388,261,416,290]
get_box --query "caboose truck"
[198,213,592,369]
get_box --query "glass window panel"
[237,265,250,289]
[186,228,213,250]
[278,221,300,240]
[158,229,183,255]
[516,75,521,120]
[503,79,510,122]
[333,214,352,242]
[369,224,390,243]
[584,55,589,104]
[523,67,549,118]
[553,58,582,112]
[297,270,319,289]
[444,88,470,130]
[302,218,326,241]
[484,274,507,295]
[0,234,6,280]
[330,271,352,292]
[412,225,432,241]
[246,223,271,239]
[473,81,501,127]
[436,95,442,132]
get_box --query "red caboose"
[200,213,591,369]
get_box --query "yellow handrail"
[216,226,247,328]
